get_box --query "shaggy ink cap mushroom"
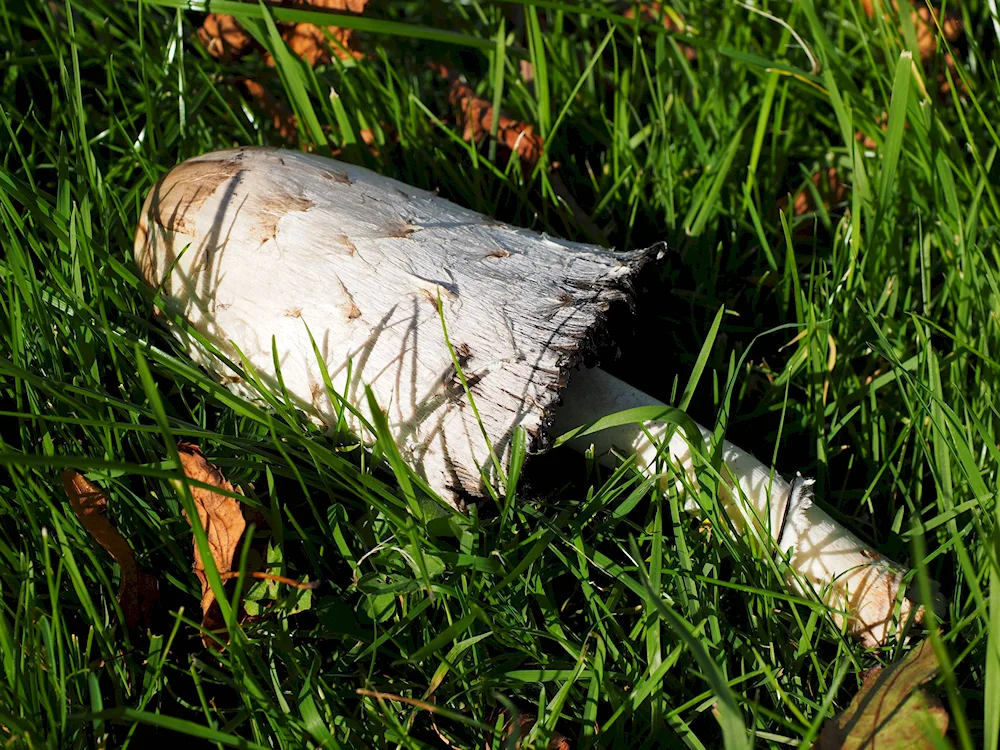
[135,146,654,507]
[135,146,928,647]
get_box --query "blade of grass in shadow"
[253,1,327,147]
[876,50,912,224]
[81,707,270,749]
[628,535,749,750]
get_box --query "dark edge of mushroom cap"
[134,145,666,508]
[531,240,665,456]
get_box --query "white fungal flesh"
[135,147,647,509]
[553,366,918,647]
[136,146,919,646]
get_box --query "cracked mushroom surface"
[136,147,926,646]
[135,146,652,508]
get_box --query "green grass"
[2,0,999,747]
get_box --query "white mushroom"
[135,146,922,646]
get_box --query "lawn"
[1,0,999,747]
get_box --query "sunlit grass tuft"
[1,0,999,747]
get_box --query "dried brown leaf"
[60,471,160,631]
[623,2,697,60]
[791,167,848,218]
[777,167,848,241]
[175,442,247,648]
[486,710,571,750]
[198,2,376,146]
[431,63,603,240]
[197,13,256,62]
[237,78,300,143]
[198,1,368,68]
[861,0,964,96]
[434,63,545,173]
[856,111,890,151]
[277,0,368,67]
[818,638,949,749]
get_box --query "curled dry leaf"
[432,63,603,240]
[486,710,571,750]
[856,105,915,152]
[777,167,848,243]
[236,77,300,143]
[172,443,317,645]
[199,2,377,147]
[853,1,963,148]
[197,13,254,63]
[198,0,368,67]
[175,442,247,648]
[434,63,545,174]
[818,637,949,749]
[857,110,890,151]
[60,471,161,631]
[278,0,368,67]
[622,2,697,61]
[861,0,961,61]
[780,167,848,219]
[861,0,963,96]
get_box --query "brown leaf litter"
[488,709,571,750]
[198,0,368,67]
[197,12,254,63]
[277,0,368,67]
[433,63,545,175]
[199,1,369,146]
[60,471,161,631]
[861,0,963,97]
[861,0,961,63]
[235,77,300,144]
[782,1,963,234]
[174,442,248,648]
[818,637,949,749]
[622,2,697,61]
[174,442,317,648]
[431,63,602,240]
[779,167,848,222]
[504,712,571,750]
[228,75,381,151]
[356,692,572,750]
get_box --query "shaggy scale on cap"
[135,147,655,508]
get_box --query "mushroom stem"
[553,366,919,647]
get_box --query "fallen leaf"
[519,59,535,84]
[433,63,545,174]
[861,0,963,96]
[198,1,368,67]
[818,638,949,749]
[173,444,316,644]
[623,2,697,61]
[236,77,300,143]
[197,13,255,62]
[199,2,379,147]
[60,471,160,631]
[486,710,571,750]
[857,110,890,151]
[431,63,604,240]
[780,167,848,219]
[175,442,247,648]
[277,0,368,67]
[777,167,849,241]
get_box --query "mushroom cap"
[135,147,654,508]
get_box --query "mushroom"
[135,146,922,647]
